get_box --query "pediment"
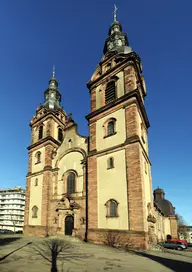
[53,122,88,166]
[56,194,80,211]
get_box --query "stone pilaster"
[125,143,146,232]
[87,156,97,229]
[169,215,178,239]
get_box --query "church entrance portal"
[65,215,74,235]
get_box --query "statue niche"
[56,194,80,211]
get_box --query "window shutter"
[105,81,116,104]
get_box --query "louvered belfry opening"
[105,81,116,104]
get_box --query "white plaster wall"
[116,71,124,98]
[96,108,126,151]
[57,151,84,194]
[31,147,45,173]
[97,149,128,229]
[29,174,43,225]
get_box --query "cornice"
[87,52,140,90]
[27,136,60,151]
[85,89,150,129]
[88,135,151,164]
[26,167,60,177]
[30,110,66,128]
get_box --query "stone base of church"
[23,225,48,237]
[23,225,86,239]
[24,226,148,249]
[87,228,149,249]
[23,225,59,237]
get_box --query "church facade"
[24,18,178,248]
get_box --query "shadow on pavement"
[0,236,21,246]
[129,250,192,272]
[0,241,32,262]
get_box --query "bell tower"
[24,70,68,236]
[86,13,153,248]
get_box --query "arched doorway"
[65,215,74,235]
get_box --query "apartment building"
[179,226,192,243]
[0,187,25,231]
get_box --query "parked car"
[15,230,23,234]
[160,241,186,250]
[171,239,188,248]
[187,243,192,247]
[0,229,14,234]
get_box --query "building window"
[35,152,41,164]
[32,206,38,218]
[107,157,114,169]
[35,178,38,186]
[67,172,75,194]
[105,199,118,217]
[105,81,116,104]
[107,121,115,136]
[38,125,43,140]
[58,128,63,142]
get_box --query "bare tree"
[32,238,92,272]
[103,231,122,248]
[176,213,188,240]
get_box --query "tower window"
[38,125,43,140]
[105,199,118,217]
[35,178,38,186]
[107,121,115,136]
[35,152,41,164]
[58,128,63,142]
[105,81,116,104]
[103,118,116,138]
[67,172,75,194]
[32,206,38,218]
[107,157,114,169]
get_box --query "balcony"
[0,217,24,221]
[0,206,24,211]
[0,221,24,226]
[0,195,25,200]
[0,210,24,215]
[0,200,25,204]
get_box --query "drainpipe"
[84,157,88,242]
[84,137,90,243]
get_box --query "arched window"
[103,118,116,138]
[107,121,115,136]
[67,172,75,194]
[32,206,38,218]
[105,199,118,217]
[58,128,63,142]
[35,178,38,186]
[105,81,116,104]
[38,125,43,140]
[36,152,41,164]
[107,157,114,169]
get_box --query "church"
[24,14,178,249]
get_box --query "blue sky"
[0,0,191,224]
